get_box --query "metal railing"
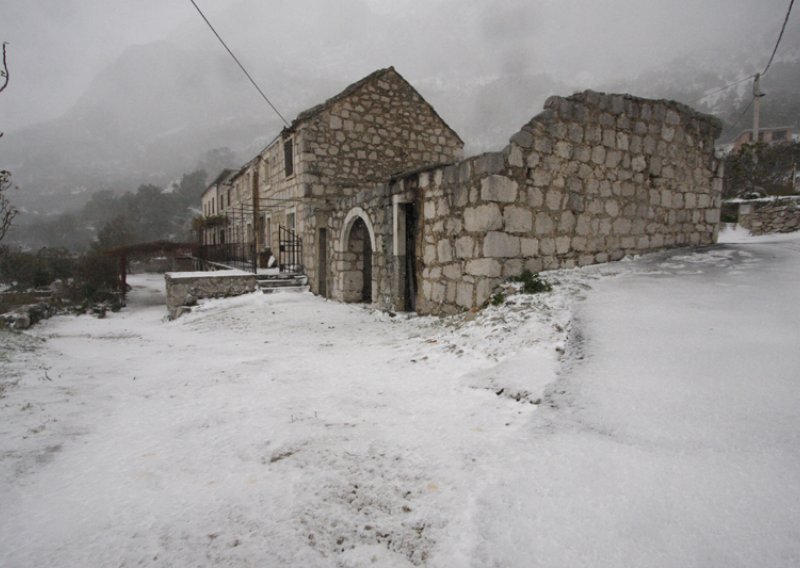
[197,243,257,273]
[278,226,303,273]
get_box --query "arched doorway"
[340,209,376,303]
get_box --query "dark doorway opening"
[403,203,417,311]
[318,228,328,297]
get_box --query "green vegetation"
[10,169,208,252]
[723,142,800,199]
[510,270,553,294]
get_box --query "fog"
[3,0,794,132]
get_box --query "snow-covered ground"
[1,229,799,567]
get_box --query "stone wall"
[413,91,723,314]
[323,184,403,307]
[295,67,463,193]
[732,196,800,235]
[164,271,256,319]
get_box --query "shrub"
[490,291,506,306]
[511,269,553,294]
[69,253,119,302]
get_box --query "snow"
[1,232,799,567]
[164,269,253,279]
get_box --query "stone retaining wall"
[164,271,256,319]
[731,196,800,235]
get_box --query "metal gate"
[278,225,303,273]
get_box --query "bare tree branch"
[0,170,17,243]
[0,42,8,94]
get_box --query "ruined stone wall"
[415,91,723,314]
[733,196,800,235]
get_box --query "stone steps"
[257,274,308,294]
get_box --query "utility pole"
[752,73,766,149]
[252,159,261,271]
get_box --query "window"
[284,137,294,177]
[286,211,296,232]
[773,130,788,141]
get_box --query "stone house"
[199,68,723,315]
[200,168,234,245]
[200,66,464,285]
[732,126,794,151]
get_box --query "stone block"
[509,129,534,149]
[464,204,503,232]
[559,210,576,232]
[483,232,521,258]
[630,155,647,172]
[503,206,533,232]
[456,282,474,308]
[443,263,462,280]
[423,244,437,264]
[591,146,606,165]
[527,187,544,208]
[437,240,453,263]
[535,212,555,235]
[555,141,573,160]
[455,235,475,258]
[508,145,524,167]
[521,237,539,256]
[475,152,506,175]
[466,258,502,277]
[481,175,519,202]
[545,190,563,211]
[475,279,497,307]
[539,238,556,255]
[555,236,571,254]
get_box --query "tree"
[723,142,800,198]
[0,42,14,243]
[94,215,137,251]
[0,169,16,242]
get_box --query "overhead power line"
[762,0,795,76]
[689,74,756,104]
[188,0,290,127]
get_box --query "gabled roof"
[290,66,464,145]
[202,168,235,197]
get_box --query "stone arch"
[339,207,377,303]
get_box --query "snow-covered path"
[472,236,800,567]
[1,232,799,567]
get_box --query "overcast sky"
[1,0,797,132]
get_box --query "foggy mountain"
[5,0,800,218]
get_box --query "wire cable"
[188,0,290,127]
[762,0,795,76]
[689,74,756,104]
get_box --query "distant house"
[732,126,794,151]
[199,168,234,245]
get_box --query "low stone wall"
[731,196,800,235]
[164,270,256,319]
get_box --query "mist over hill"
[4,0,799,221]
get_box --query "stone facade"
[164,271,257,319]
[198,67,464,291]
[198,69,725,316]
[729,196,800,235]
[323,90,722,315]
